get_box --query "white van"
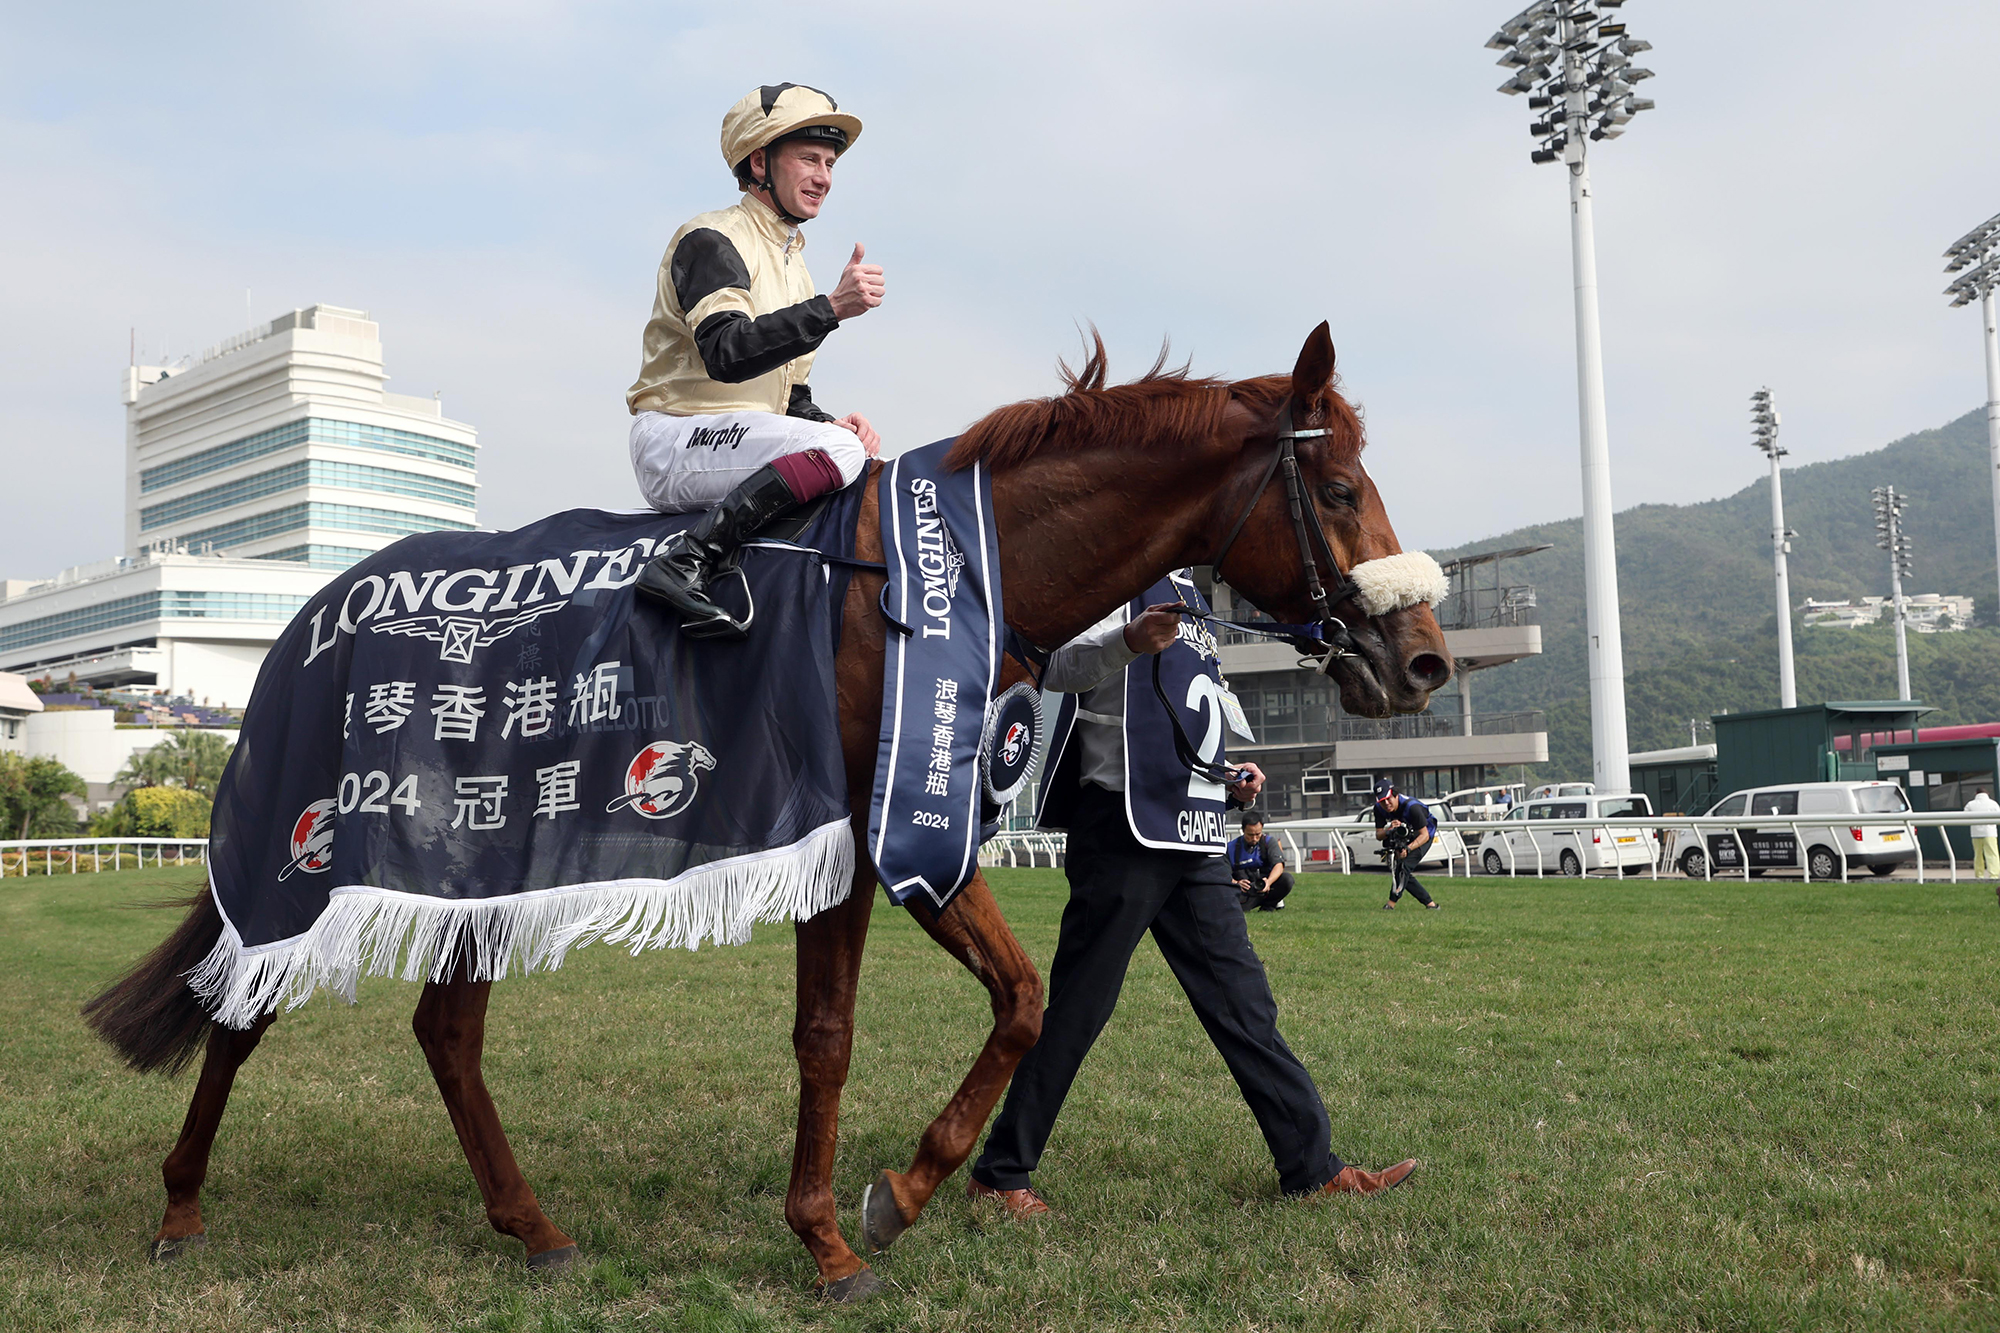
[1672,781,1916,879]
[1481,792,1659,876]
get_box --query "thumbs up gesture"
[828,242,885,321]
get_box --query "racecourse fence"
[0,838,210,877]
[980,812,1999,884]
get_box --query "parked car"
[1480,792,1659,877]
[1668,781,1916,879]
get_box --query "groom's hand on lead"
[1124,603,1187,654]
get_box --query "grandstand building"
[0,305,478,706]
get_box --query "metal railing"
[0,837,209,877]
[1434,585,1540,631]
[1334,709,1545,742]
[1271,813,1997,884]
[979,812,1998,885]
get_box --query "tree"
[0,753,87,839]
[114,729,236,798]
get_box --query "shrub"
[92,786,212,838]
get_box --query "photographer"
[1227,813,1294,911]
[1372,779,1441,911]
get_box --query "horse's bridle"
[1205,399,1362,665]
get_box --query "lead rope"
[1150,652,1242,788]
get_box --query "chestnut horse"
[84,323,1450,1300]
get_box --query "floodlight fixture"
[1871,484,1915,699]
[1484,0,1659,791]
[1750,387,1797,705]
[1941,209,2000,624]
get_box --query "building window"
[0,590,311,654]
[1,718,18,740]
[254,545,376,572]
[173,501,474,552]
[139,417,476,492]
[141,460,476,531]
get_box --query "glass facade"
[141,459,477,531]
[139,417,477,492]
[255,544,376,571]
[0,590,311,654]
[177,502,474,552]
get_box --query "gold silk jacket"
[625,195,841,418]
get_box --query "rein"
[1207,401,1362,665]
[1142,399,1372,794]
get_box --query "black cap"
[1373,778,1396,798]
[775,123,850,152]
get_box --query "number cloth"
[1037,571,1236,852]
[193,492,867,1030]
[866,438,1005,911]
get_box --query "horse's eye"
[1320,483,1354,508]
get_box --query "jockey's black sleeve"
[693,300,840,385]
[787,384,837,423]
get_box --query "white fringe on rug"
[187,819,855,1030]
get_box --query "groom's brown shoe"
[966,1177,1051,1217]
[1321,1159,1417,1197]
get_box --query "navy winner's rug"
[192,496,862,1029]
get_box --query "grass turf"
[0,865,1995,1331]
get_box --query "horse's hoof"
[149,1232,207,1263]
[817,1266,886,1303]
[525,1243,579,1273]
[861,1170,911,1253]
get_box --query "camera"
[1381,823,1414,854]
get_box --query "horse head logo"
[278,799,337,879]
[606,740,717,820]
[1000,721,1030,769]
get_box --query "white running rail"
[979,813,1997,885]
[0,838,209,876]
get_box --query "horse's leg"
[412,969,577,1269]
[152,1012,275,1260]
[859,872,1042,1253]
[784,869,881,1300]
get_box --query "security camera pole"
[1487,0,1656,792]
[1751,389,1797,708]
[1943,213,2000,627]
[1872,485,1913,702]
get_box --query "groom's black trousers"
[970,782,1342,1196]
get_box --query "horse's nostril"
[1407,653,1451,690]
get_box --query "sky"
[3,0,1996,580]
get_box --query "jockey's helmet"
[721,84,862,192]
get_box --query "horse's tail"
[81,890,225,1075]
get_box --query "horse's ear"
[1290,322,1336,398]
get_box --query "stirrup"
[677,565,756,640]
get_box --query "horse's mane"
[944,331,1363,472]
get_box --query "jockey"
[628,83,885,638]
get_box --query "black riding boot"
[635,464,801,639]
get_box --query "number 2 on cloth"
[1184,675,1227,802]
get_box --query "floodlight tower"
[1943,212,2000,626]
[1487,0,1656,793]
[1872,485,1914,701]
[1750,389,1797,708]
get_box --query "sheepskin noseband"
[1347,552,1447,617]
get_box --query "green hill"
[1435,408,2000,778]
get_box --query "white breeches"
[629,410,870,514]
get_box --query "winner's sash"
[1038,571,1241,852]
[867,440,1003,910]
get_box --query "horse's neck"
[989,447,1228,649]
